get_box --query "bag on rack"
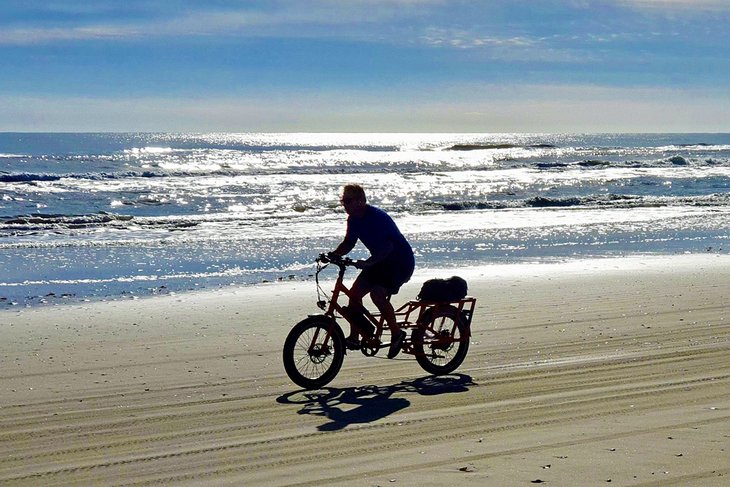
[417,276,468,302]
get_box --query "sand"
[1,254,729,486]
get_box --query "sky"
[1,0,729,133]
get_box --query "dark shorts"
[359,254,415,295]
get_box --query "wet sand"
[1,254,729,486]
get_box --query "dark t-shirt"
[344,205,415,291]
[345,205,412,260]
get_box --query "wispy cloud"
[3,0,722,48]
[418,28,586,63]
[416,27,671,63]
[0,1,442,45]
[0,26,143,44]
[420,28,538,50]
[617,0,730,11]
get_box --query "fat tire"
[283,316,345,389]
[412,305,470,375]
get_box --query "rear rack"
[370,297,477,330]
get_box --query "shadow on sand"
[276,374,475,431]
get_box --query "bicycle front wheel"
[412,305,470,375]
[283,316,345,390]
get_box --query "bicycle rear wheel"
[412,305,470,375]
[283,316,345,390]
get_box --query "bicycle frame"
[317,259,386,341]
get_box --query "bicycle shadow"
[276,374,475,431]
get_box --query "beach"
[1,253,729,486]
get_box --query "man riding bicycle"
[329,184,415,359]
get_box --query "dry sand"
[1,254,729,486]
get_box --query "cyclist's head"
[342,184,366,203]
[341,184,367,215]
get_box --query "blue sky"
[1,0,729,132]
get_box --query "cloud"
[0,1,443,45]
[420,28,539,50]
[617,0,730,11]
[4,0,725,49]
[419,29,588,63]
[416,27,663,63]
[0,26,142,44]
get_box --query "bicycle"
[282,253,476,389]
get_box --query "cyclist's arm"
[331,238,356,257]
[332,218,358,256]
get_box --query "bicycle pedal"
[361,336,380,347]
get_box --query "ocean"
[1,132,729,307]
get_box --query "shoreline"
[2,252,729,485]
[3,250,728,310]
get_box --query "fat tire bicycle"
[283,253,476,389]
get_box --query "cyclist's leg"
[371,284,406,358]
[352,271,406,358]
[370,285,397,334]
[347,273,372,340]
[353,261,406,334]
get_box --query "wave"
[1,173,62,183]
[1,212,134,228]
[536,160,612,169]
[123,146,175,155]
[4,156,726,184]
[578,160,612,167]
[669,156,689,165]
[424,198,582,211]
[446,143,557,151]
[0,164,480,182]
[5,189,730,230]
[660,144,730,151]
[4,141,730,184]
[527,196,583,207]
[427,193,730,212]
[534,155,730,171]
[0,209,309,235]
[0,170,199,183]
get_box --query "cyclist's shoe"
[388,330,406,359]
[345,336,361,350]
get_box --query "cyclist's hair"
[342,184,366,202]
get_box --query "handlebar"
[317,252,359,268]
[314,253,362,310]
